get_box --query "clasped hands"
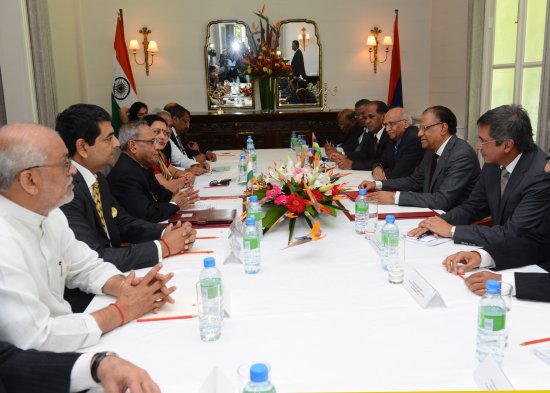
[171,187,200,210]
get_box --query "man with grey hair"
[107,120,196,222]
[0,123,176,351]
[409,104,550,247]
[371,107,423,180]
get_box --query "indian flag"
[246,153,254,187]
[111,11,137,135]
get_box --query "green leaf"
[262,204,287,232]
[321,203,337,217]
[288,217,296,245]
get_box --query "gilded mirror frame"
[204,20,256,111]
[276,19,322,109]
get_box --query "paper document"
[137,292,197,322]
[406,234,452,247]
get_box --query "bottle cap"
[358,188,366,196]
[249,195,258,202]
[385,215,395,223]
[246,217,256,226]
[203,257,215,268]
[250,363,269,383]
[485,279,501,295]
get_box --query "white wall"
[0,0,37,123]
[429,0,469,132]
[34,0,468,123]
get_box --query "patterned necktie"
[92,180,109,238]
[393,142,400,159]
[428,153,439,184]
[500,167,510,196]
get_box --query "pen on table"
[456,272,466,280]
[417,231,433,239]
[520,337,550,346]
[178,250,214,255]
[137,315,197,323]
[195,236,220,240]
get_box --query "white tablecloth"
[86,149,550,392]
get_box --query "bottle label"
[479,309,506,331]
[252,156,257,162]
[381,233,399,247]
[201,284,222,300]
[249,211,262,222]
[244,237,260,250]
[356,204,368,214]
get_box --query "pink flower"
[266,184,282,199]
[274,194,288,206]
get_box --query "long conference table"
[85,149,550,392]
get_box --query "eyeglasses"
[476,138,509,147]
[131,138,161,145]
[151,128,171,137]
[23,159,72,175]
[418,122,443,132]
[383,119,406,129]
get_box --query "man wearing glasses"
[0,123,176,351]
[370,107,424,180]
[56,104,196,311]
[360,105,480,211]
[107,121,195,223]
[409,104,550,247]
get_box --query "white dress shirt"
[0,195,121,351]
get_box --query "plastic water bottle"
[380,215,399,270]
[238,150,247,184]
[246,135,254,151]
[476,280,507,364]
[198,257,223,341]
[290,131,297,150]
[242,363,276,393]
[243,217,261,274]
[294,135,303,153]
[248,195,263,240]
[355,188,368,234]
[249,147,258,172]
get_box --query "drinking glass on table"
[365,200,378,239]
[388,234,406,284]
[500,282,513,311]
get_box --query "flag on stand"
[111,10,138,135]
[246,153,255,188]
[387,9,403,108]
[311,133,321,154]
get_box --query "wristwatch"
[91,351,119,383]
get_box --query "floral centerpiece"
[241,6,292,110]
[251,151,348,244]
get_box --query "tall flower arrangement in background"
[241,5,292,109]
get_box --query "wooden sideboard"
[188,110,341,150]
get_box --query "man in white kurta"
[0,123,176,352]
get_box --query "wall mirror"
[277,19,322,109]
[204,20,256,111]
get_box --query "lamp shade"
[148,40,159,53]
[129,40,139,50]
[382,36,393,46]
[366,35,377,46]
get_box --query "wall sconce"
[366,26,393,74]
[298,27,310,51]
[129,26,159,76]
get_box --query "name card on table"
[199,366,235,393]
[473,356,515,390]
[403,268,446,308]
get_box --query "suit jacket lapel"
[499,151,530,220]
[429,135,456,191]
[74,171,112,244]
[98,175,120,247]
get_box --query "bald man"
[0,123,175,351]
[324,109,361,156]
[371,107,423,180]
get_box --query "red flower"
[331,185,341,195]
[312,189,324,202]
[286,193,307,214]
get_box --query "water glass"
[365,200,379,239]
[500,281,513,311]
[388,234,406,284]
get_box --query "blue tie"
[393,142,400,159]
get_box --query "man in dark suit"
[331,100,389,170]
[56,104,196,310]
[371,107,423,180]
[0,341,159,393]
[442,158,550,302]
[107,120,197,223]
[361,106,480,211]
[411,104,550,247]
[290,39,306,78]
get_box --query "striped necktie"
[500,167,510,196]
[92,180,110,238]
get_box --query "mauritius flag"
[111,10,137,135]
[387,10,403,108]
